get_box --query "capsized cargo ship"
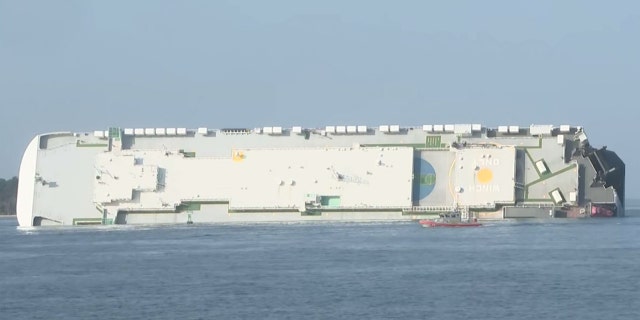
[17,124,625,227]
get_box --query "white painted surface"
[529,124,553,135]
[454,124,472,134]
[17,136,39,227]
[93,147,414,212]
[454,147,516,207]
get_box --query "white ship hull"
[17,124,625,227]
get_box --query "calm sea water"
[1,215,639,320]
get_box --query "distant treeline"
[0,177,18,215]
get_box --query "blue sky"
[1,1,638,195]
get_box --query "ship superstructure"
[17,124,625,227]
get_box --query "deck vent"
[535,160,549,174]
[551,189,564,204]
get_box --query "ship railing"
[317,205,405,210]
[229,205,300,212]
[115,206,176,212]
[514,203,556,208]
[180,198,230,203]
[468,203,499,209]
[403,206,456,212]
[236,146,373,152]
[414,147,451,151]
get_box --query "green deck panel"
[320,196,341,207]
[108,127,121,139]
[420,174,436,185]
[177,202,202,211]
[425,136,442,148]
[76,141,108,148]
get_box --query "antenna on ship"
[94,165,115,179]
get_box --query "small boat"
[419,212,482,227]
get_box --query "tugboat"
[419,211,482,228]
